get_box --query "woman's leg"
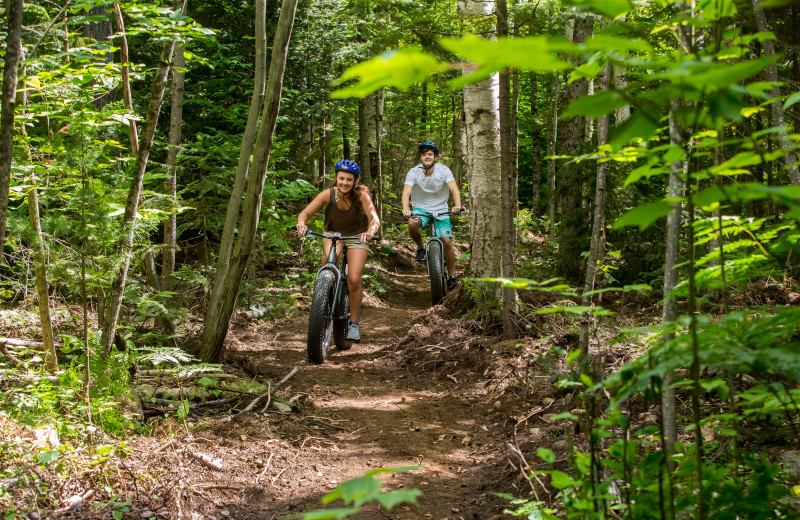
[345,247,369,322]
[322,238,344,267]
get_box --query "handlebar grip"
[290,225,297,230]
[371,235,381,241]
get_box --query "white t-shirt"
[404,163,455,214]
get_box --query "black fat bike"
[411,209,462,306]
[295,228,378,364]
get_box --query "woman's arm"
[296,189,330,236]
[360,188,380,243]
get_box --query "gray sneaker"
[346,322,360,343]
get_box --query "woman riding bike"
[296,159,380,343]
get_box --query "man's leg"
[441,236,456,278]
[408,217,424,248]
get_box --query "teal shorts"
[412,208,452,238]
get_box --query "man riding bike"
[401,141,463,291]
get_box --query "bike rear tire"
[428,241,446,306]
[332,267,351,351]
[307,269,336,364]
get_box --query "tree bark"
[162,3,187,293]
[578,64,611,367]
[530,72,543,213]
[28,189,58,372]
[201,0,268,351]
[547,73,559,240]
[100,22,182,356]
[199,0,299,363]
[461,0,502,280]
[112,3,139,155]
[752,0,800,185]
[0,0,24,262]
[498,0,516,339]
[557,14,594,282]
[358,89,383,189]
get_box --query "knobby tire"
[428,241,445,306]
[332,265,351,350]
[307,269,336,364]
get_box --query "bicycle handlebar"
[290,226,380,242]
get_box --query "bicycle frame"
[411,211,450,279]
[308,231,355,321]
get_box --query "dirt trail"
[132,258,530,520]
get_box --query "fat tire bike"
[411,209,462,306]
[295,228,378,364]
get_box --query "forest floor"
[121,242,570,520]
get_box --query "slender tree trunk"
[100,22,182,355]
[199,0,299,363]
[578,64,611,367]
[28,189,57,372]
[358,89,383,189]
[661,99,688,459]
[112,3,139,154]
[547,73,559,240]
[558,14,593,282]
[201,0,267,344]
[498,0,516,339]
[461,0,502,280]
[452,93,465,187]
[530,72,542,213]
[0,0,24,262]
[752,0,800,185]
[162,2,187,293]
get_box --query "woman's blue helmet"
[418,141,439,156]
[335,159,360,176]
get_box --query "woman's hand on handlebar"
[296,222,308,237]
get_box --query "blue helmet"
[418,141,439,156]
[335,159,360,176]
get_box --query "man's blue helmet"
[418,141,439,157]
[335,159,360,176]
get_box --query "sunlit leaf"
[613,200,674,230]
[610,111,660,149]
[331,48,448,99]
[562,0,632,19]
[784,91,800,110]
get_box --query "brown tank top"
[324,187,369,236]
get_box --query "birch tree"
[459,0,502,280]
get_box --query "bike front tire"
[332,269,351,351]
[428,241,446,306]
[307,269,336,364]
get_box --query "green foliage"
[292,467,421,519]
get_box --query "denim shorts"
[412,208,452,238]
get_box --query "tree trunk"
[530,72,542,213]
[199,0,299,363]
[162,1,187,293]
[752,0,800,185]
[112,3,139,154]
[557,14,593,282]
[661,99,688,458]
[358,89,383,189]
[0,0,24,262]
[547,72,559,240]
[578,64,611,368]
[452,93,465,187]
[99,25,182,356]
[497,0,516,339]
[201,0,268,350]
[28,189,58,373]
[461,0,502,280]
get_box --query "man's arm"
[447,179,462,213]
[401,183,413,217]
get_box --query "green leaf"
[441,36,571,89]
[331,48,448,99]
[176,400,190,420]
[39,450,60,464]
[537,448,556,463]
[197,377,218,387]
[623,163,669,187]
[613,200,674,231]
[375,489,422,510]
[784,91,800,110]
[322,475,381,505]
[562,90,628,119]
[610,111,660,148]
[563,0,632,18]
[550,470,576,489]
